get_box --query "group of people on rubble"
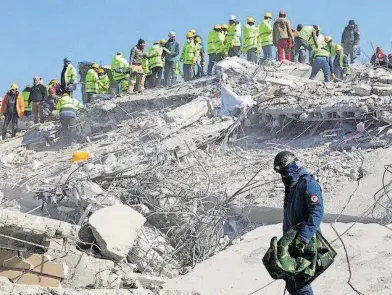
[3,10,389,141]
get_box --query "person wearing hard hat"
[341,20,360,64]
[225,15,242,57]
[111,52,130,96]
[259,12,274,61]
[325,36,337,61]
[309,25,325,52]
[28,76,47,124]
[294,25,318,63]
[195,37,206,78]
[55,92,84,140]
[1,83,24,140]
[181,32,198,81]
[98,68,110,94]
[309,42,333,82]
[273,11,294,61]
[242,17,260,64]
[207,25,225,75]
[47,79,63,96]
[333,44,351,80]
[61,58,77,96]
[148,40,166,88]
[85,63,102,103]
[163,32,180,87]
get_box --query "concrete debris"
[89,205,146,262]
[1,57,392,294]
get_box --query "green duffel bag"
[262,224,337,284]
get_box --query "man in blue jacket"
[163,31,180,87]
[273,151,324,295]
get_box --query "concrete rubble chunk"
[372,85,392,96]
[89,205,146,262]
[354,84,372,96]
[164,97,210,125]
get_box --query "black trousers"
[2,114,18,140]
[151,67,163,88]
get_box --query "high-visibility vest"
[226,23,242,50]
[314,47,330,58]
[296,26,314,41]
[21,91,32,111]
[207,30,225,55]
[326,42,337,58]
[142,57,151,75]
[310,34,325,50]
[55,94,84,117]
[85,69,100,93]
[99,74,110,94]
[242,24,260,52]
[64,64,77,85]
[148,44,164,69]
[111,55,130,81]
[339,54,352,74]
[181,41,198,65]
[259,20,273,46]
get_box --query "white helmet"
[229,15,237,21]
[168,31,176,37]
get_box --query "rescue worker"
[226,15,242,57]
[61,58,77,96]
[273,151,323,295]
[294,25,317,63]
[207,25,225,75]
[148,40,165,88]
[370,46,389,67]
[98,68,110,94]
[181,32,198,81]
[47,79,62,95]
[176,61,183,80]
[325,36,336,60]
[28,76,47,124]
[129,39,153,93]
[85,63,102,103]
[259,12,274,61]
[195,37,206,78]
[273,11,294,62]
[1,83,24,140]
[309,25,324,51]
[42,87,58,122]
[341,20,360,64]
[333,44,350,80]
[21,85,32,117]
[55,93,84,140]
[163,32,180,87]
[111,52,130,96]
[242,17,260,64]
[143,56,152,89]
[309,43,333,82]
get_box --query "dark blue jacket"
[163,39,180,62]
[283,163,324,244]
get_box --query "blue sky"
[1,0,391,98]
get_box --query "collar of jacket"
[286,162,308,187]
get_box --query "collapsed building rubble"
[0,57,392,293]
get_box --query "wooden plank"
[0,268,61,287]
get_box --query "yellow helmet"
[189,29,196,34]
[214,24,221,30]
[160,39,166,44]
[10,83,18,90]
[195,37,202,44]
[325,36,332,43]
[221,24,228,30]
[98,68,105,74]
[335,44,343,51]
[264,12,272,18]
[186,32,194,38]
[247,17,255,23]
[72,150,90,163]
[92,63,99,69]
[49,79,58,85]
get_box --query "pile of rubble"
[0,57,391,293]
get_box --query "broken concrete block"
[354,84,372,96]
[372,85,392,96]
[89,205,146,262]
[128,223,180,279]
[0,210,80,251]
[164,97,209,125]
